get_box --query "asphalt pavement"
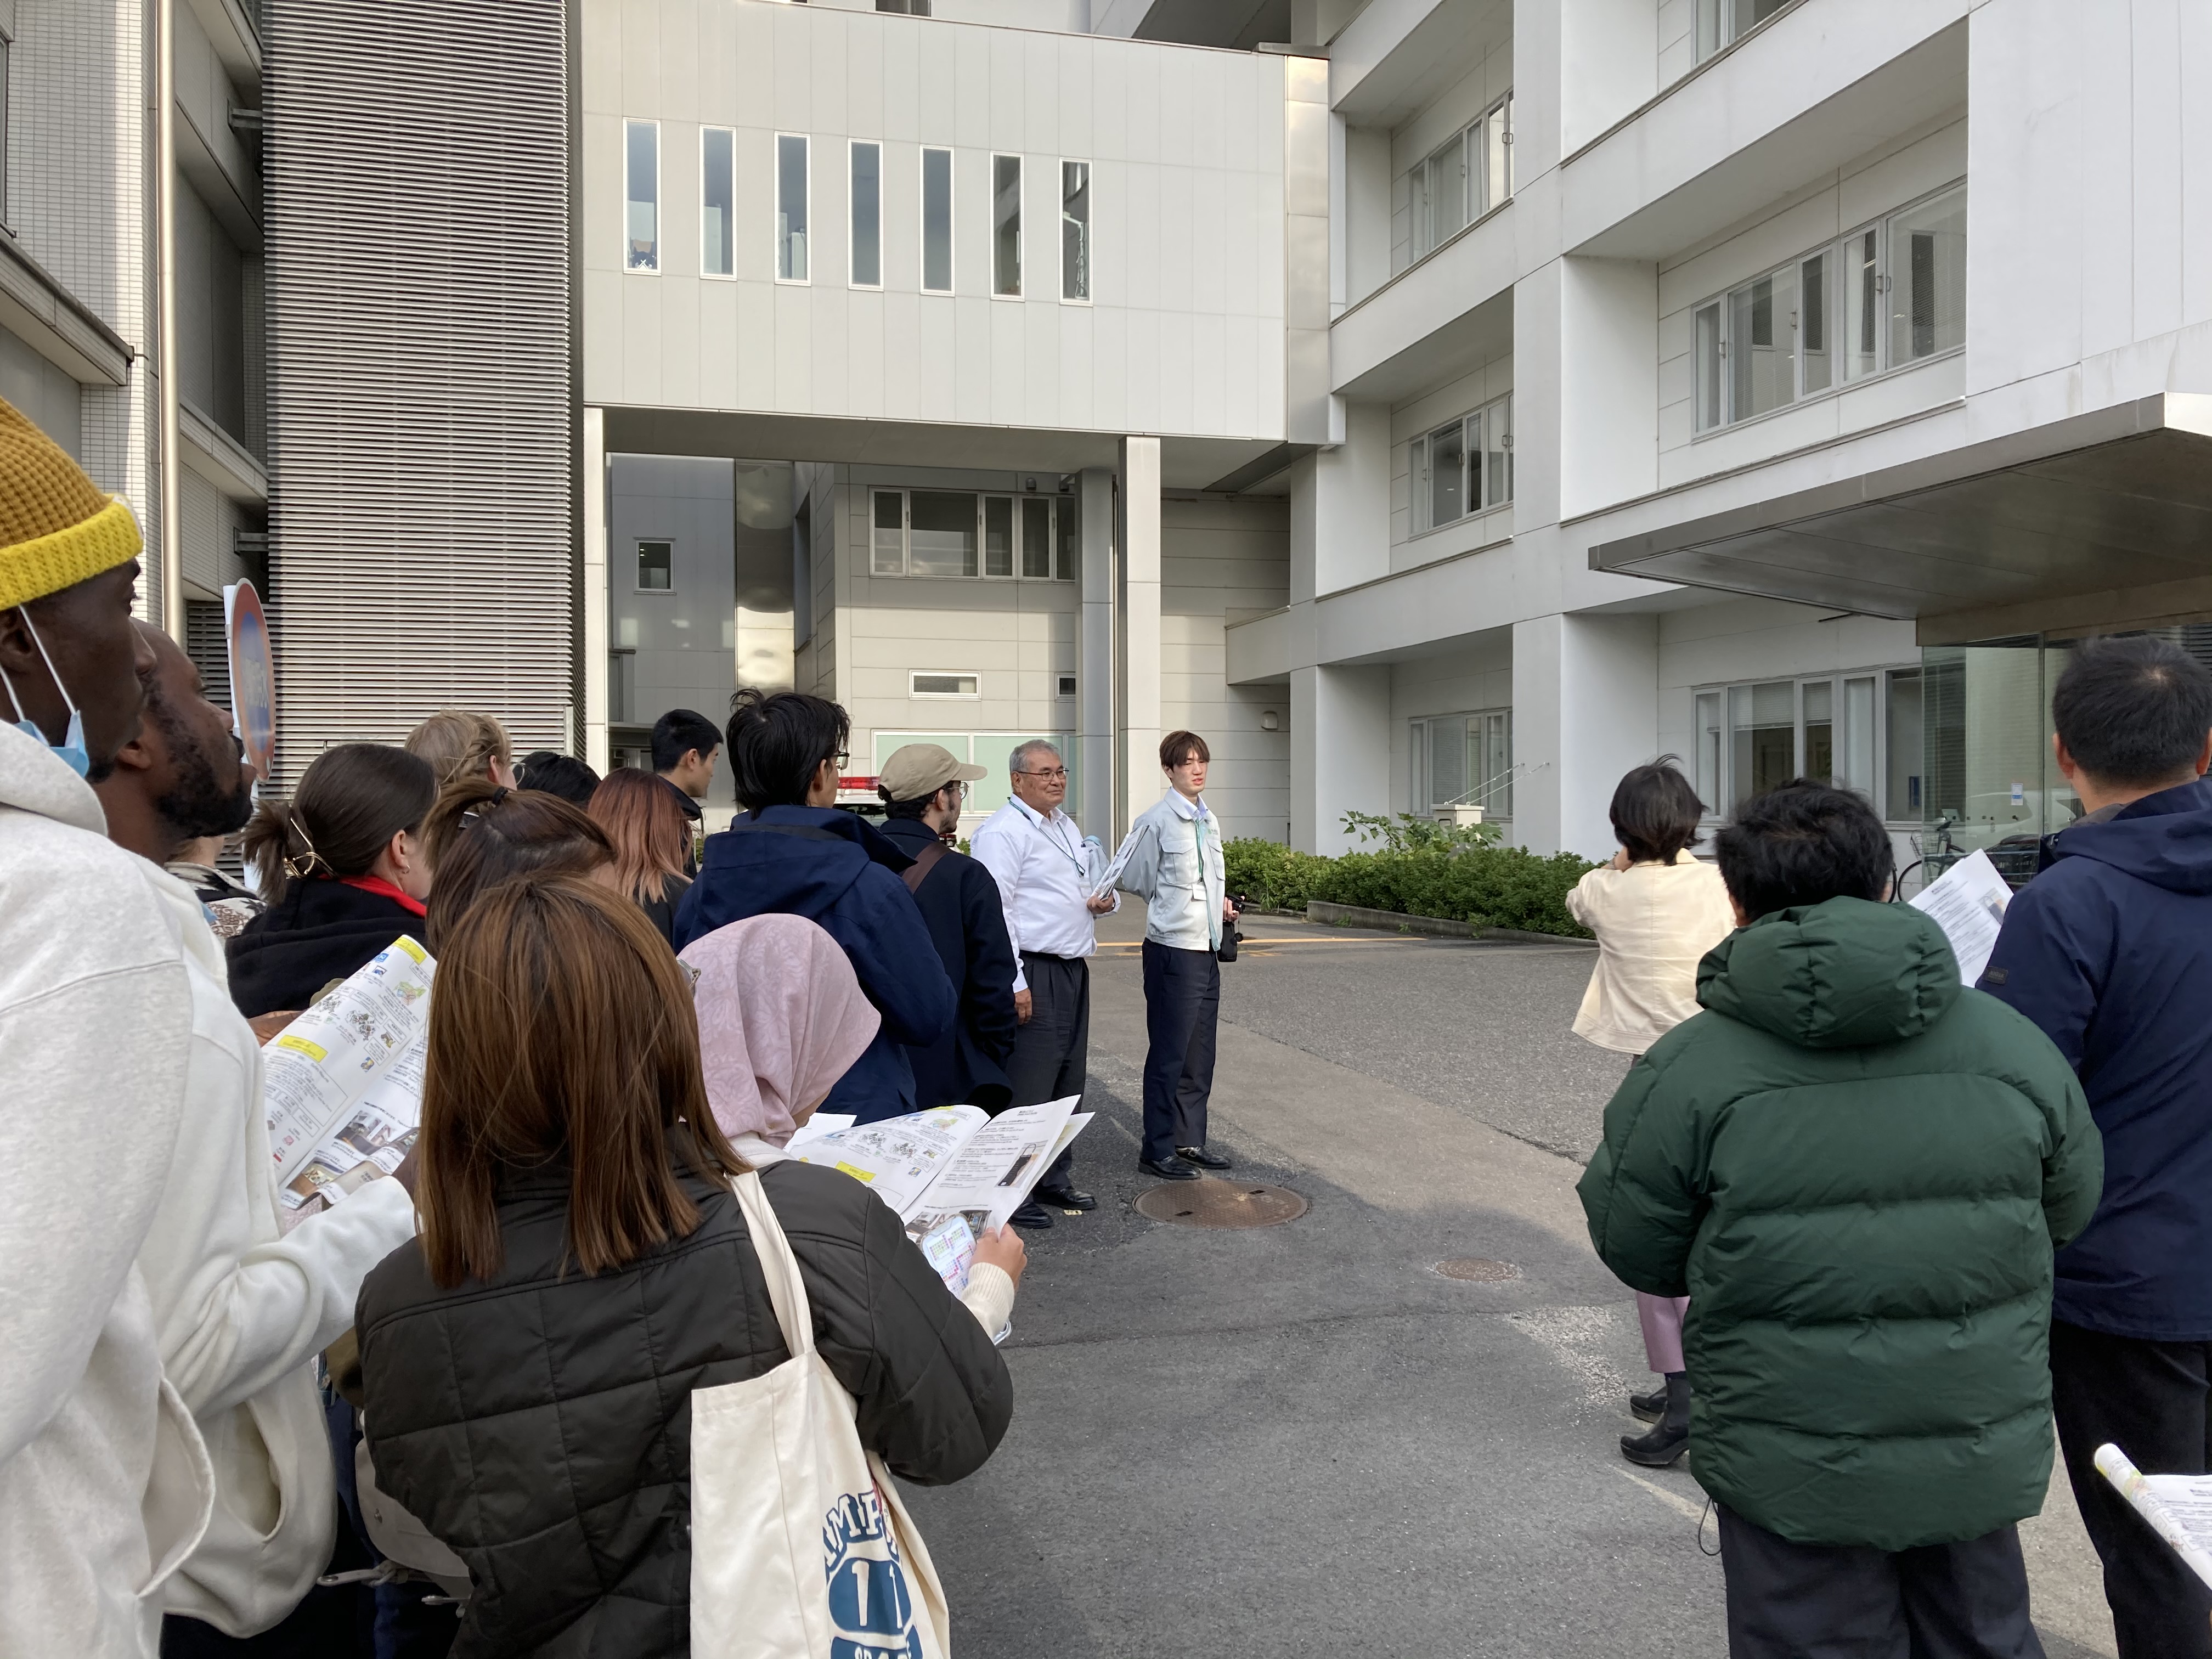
[900,906,2118,1658]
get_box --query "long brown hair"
[416,876,743,1288]
[240,743,436,894]
[588,768,692,905]
[420,777,613,951]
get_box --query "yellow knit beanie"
[0,396,143,612]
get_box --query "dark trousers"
[1717,1506,2043,1659]
[2050,1316,2212,1659]
[1139,939,1219,1164]
[1005,952,1088,1187]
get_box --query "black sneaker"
[1176,1145,1233,1170]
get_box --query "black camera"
[1218,894,1247,963]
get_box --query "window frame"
[634,538,675,594]
[910,672,981,699]
[700,126,735,280]
[1404,93,1514,266]
[623,119,661,275]
[1692,179,1967,437]
[920,146,955,294]
[870,488,1074,582]
[1408,391,1514,538]
[1059,158,1091,304]
[849,138,883,290]
[1691,665,1917,823]
[1408,708,1515,819]
[775,132,811,285]
[991,153,1023,298]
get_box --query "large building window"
[1061,160,1090,302]
[1408,94,1512,263]
[871,488,1074,580]
[1697,0,1796,60]
[1409,393,1512,534]
[992,155,1023,296]
[922,148,953,291]
[776,134,810,282]
[1409,710,1514,818]
[850,140,882,287]
[1694,182,1966,432]
[624,120,659,272]
[701,128,734,277]
[1692,667,1920,820]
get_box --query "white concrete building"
[75,0,2209,870]
[1,0,268,684]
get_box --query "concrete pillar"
[1077,465,1115,836]
[1290,663,1391,855]
[1116,435,1162,840]
[1511,611,1660,859]
[581,405,608,773]
[1312,400,1390,597]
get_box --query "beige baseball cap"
[877,742,987,804]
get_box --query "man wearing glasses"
[874,743,1019,1118]
[969,738,1114,1229]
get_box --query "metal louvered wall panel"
[262,0,575,791]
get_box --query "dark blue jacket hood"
[2047,778,2212,893]
[675,806,952,1125]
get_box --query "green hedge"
[1225,837,1598,939]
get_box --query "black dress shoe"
[1629,1384,1668,1423]
[1176,1144,1233,1170]
[1008,1199,1055,1230]
[1139,1156,1201,1182]
[1035,1183,1096,1211]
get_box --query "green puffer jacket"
[1577,896,2101,1550]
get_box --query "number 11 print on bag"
[822,1488,923,1659]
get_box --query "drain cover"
[1433,1257,1520,1282]
[1135,1178,1309,1228]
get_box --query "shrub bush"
[1223,836,1597,938]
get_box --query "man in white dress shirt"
[969,738,1115,1229]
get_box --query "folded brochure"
[2096,1443,2212,1590]
[262,937,435,1210]
[786,1097,1092,1277]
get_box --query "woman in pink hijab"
[681,913,879,1161]
[680,915,1026,1327]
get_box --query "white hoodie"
[0,721,213,1656]
[133,847,417,1633]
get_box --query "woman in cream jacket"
[1566,759,1736,1469]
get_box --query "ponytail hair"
[241,743,437,895]
[420,776,613,952]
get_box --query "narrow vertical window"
[1427,419,1465,526]
[1843,228,1881,381]
[921,148,953,291]
[776,134,809,282]
[1695,691,1724,809]
[1060,161,1090,301]
[1798,250,1830,393]
[1889,186,1966,364]
[850,141,882,286]
[1841,676,1877,797]
[983,496,1014,576]
[992,154,1022,296]
[1484,395,1512,506]
[1020,496,1052,577]
[1803,680,1834,779]
[625,121,659,272]
[1054,494,1078,580]
[1727,264,1796,421]
[872,491,906,574]
[1695,301,1723,430]
[0,33,12,228]
[702,128,734,277]
[1409,436,1429,532]
[1491,93,1513,206]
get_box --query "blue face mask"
[2,612,94,778]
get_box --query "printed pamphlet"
[262,938,435,1210]
[2096,1444,2212,1589]
[1908,847,2012,984]
[787,1097,1093,1249]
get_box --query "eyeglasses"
[826,751,850,771]
[1017,767,1069,782]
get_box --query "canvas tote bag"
[691,1170,952,1659]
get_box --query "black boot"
[1621,1372,1690,1466]
[1628,1383,1667,1423]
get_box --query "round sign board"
[224,579,275,780]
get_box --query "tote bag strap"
[727,1169,817,1362]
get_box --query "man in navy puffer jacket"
[1980,634,2212,1659]
[676,691,953,1124]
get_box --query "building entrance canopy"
[1590,394,2212,645]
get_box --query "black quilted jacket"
[356,1156,1014,1658]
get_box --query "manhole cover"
[1135,1178,1309,1228]
[1433,1257,1520,1282]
